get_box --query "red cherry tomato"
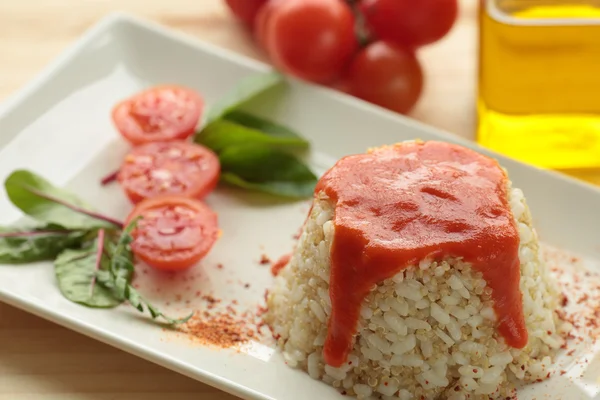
[345,41,423,114]
[127,196,219,271]
[262,0,358,83]
[112,86,204,145]
[330,79,353,95]
[118,141,220,204]
[360,0,458,48]
[225,0,268,28]
[254,0,281,50]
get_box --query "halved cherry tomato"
[359,0,458,48]
[127,196,219,271]
[262,0,358,84]
[112,86,204,145]
[225,0,268,28]
[345,41,423,114]
[118,141,220,204]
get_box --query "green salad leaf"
[5,170,122,230]
[107,219,137,298]
[197,120,308,153]
[54,230,121,308]
[102,219,192,325]
[223,111,308,145]
[122,284,193,325]
[221,173,317,199]
[219,145,318,198]
[193,71,318,200]
[0,224,88,264]
[205,71,283,124]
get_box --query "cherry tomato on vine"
[224,0,268,28]
[261,0,358,84]
[345,41,423,114]
[112,86,203,145]
[360,0,458,48]
[127,196,219,271]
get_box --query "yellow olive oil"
[477,0,600,173]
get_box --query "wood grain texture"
[0,1,477,399]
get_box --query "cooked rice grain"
[266,182,565,399]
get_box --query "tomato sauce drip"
[271,253,292,276]
[315,141,525,367]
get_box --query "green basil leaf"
[221,173,316,199]
[105,218,191,325]
[125,284,193,325]
[220,145,317,182]
[55,231,121,308]
[126,285,144,313]
[108,218,137,300]
[219,145,317,199]
[196,120,307,153]
[223,111,308,145]
[5,170,121,230]
[205,71,283,125]
[0,224,87,264]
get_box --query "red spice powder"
[577,293,589,304]
[550,256,600,341]
[174,292,270,350]
[226,305,237,315]
[271,253,292,276]
[202,295,218,303]
[542,244,600,387]
[201,295,220,311]
[259,254,271,265]
[292,227,302,240]
[179,311,257,349]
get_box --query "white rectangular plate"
[1,14,600,400]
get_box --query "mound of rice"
[265,145,566,399]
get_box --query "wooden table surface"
[0,1,474,399]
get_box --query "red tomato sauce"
[271,253,292,276]
[315,141,524,367]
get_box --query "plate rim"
[1,12,600,400]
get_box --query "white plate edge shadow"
[1,12,600,400]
